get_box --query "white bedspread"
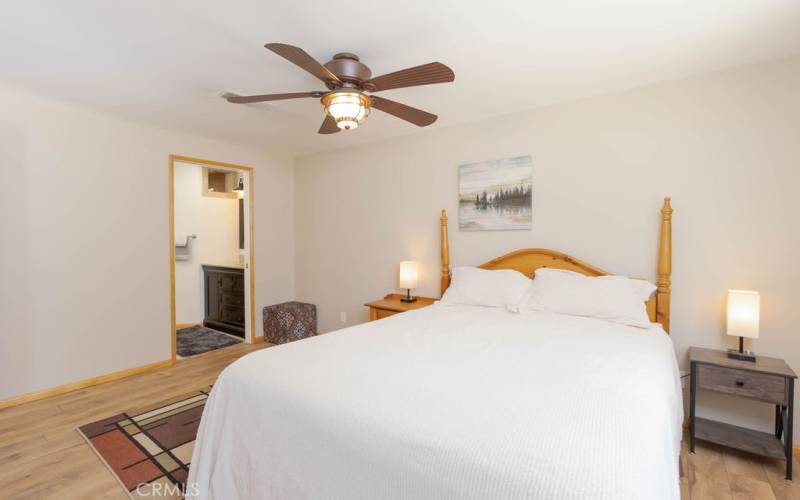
[187,304,683,500]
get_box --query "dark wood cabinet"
[202,264,245,338]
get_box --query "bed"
[188,198,682,500]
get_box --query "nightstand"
[689,346,797,480]
[364,293,436,321]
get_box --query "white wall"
[295,56,800,432]
[173,163,241,325]
[0,83,294,400]
[3,52,799,436]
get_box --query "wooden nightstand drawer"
[697,364,787,405]
[365,294,436,321]
[374,308,397,320]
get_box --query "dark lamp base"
[400,289,417,303]
[728,335,756,362]
[727,349,756,362]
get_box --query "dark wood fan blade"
[318,114,340,134]
[367,62,454,92]
[226,92,322,104]
[370,96,437,127]
[265,43,341,84]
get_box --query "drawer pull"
[735,379,745,387]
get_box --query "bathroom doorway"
[168,155,256,360]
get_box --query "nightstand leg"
[786,378,794,481]
[776,405,784,439]
[689,362,697,454]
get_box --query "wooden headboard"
[439,197,673,332]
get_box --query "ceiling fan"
[226,43,455,134]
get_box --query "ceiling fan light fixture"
[228,43,454,134]
[321,91,370,130]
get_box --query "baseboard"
[251,336,266,344]
[0,358,174,410]
[176,323,200,330]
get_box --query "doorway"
[168,155,255,360]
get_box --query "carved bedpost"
[440,209,451,296]
[657,197,673,333]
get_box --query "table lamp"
[399,261,419,303]
[727,289,759,362]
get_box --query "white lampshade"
[727,290,760,339]
[399,261,419,290]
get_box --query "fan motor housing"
[324,53,372,89]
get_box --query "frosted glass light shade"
[727,290,760,339]
[399,261,419,290]
[322,92,370,130]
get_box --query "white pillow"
[440,267,531,308]
[516,268,656,328]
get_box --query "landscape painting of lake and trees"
[458,155,533,231]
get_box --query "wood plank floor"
[1,341,797,500]
[0,343,268,499]
[682,432,800,500]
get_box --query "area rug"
[176,325,241,357]
[78,388,210,498]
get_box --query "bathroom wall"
[173,163,241,325]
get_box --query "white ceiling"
[1,1,799,156]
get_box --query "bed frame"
[439,197,673,332]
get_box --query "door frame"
[168,154,256,361]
